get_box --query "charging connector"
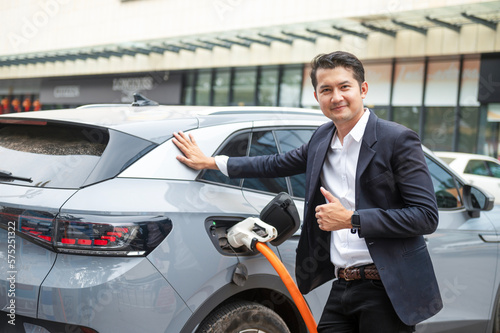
[226,217,277,251]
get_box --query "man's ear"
[361,81,368,99]
[314,90,318,102]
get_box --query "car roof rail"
[77,103,125,109]
[132,93,159,107]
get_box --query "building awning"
[1,1,499,68]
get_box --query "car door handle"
[479,234,500,243]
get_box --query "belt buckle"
[344,266,355,281]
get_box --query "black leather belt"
[338,264,380,281]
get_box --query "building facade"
[1,0,500,155]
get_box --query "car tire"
[196,300,291,333]
[494,297,500,333]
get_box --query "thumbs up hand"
[315,187,354,231]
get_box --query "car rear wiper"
[0,170,33,183]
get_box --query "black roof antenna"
[132,93,159,106]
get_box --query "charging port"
[205,217,257,256]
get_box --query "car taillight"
[20,211,54,243]
[0,208,172,256]
[0,209,56,246]
[54,214,172,256]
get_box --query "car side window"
[426,156,463,209]
[275,129,315,198]
[464,160,489,176]
[275,129,314,153]
[199,127,314,198]
[241,131,288,194]
[486,161,500,178]
[199,132,249,186]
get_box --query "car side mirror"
[259,192,300,246]
[463,184,495,217]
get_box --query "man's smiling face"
[314,66,368,131]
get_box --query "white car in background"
[434,151,500,204]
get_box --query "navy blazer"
[227,112,443,325]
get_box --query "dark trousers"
[317,278,415,333]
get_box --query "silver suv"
[0,99,499,333]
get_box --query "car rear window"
[0,124,106,156]
[0,122,156,189]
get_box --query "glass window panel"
[280,66,302,107]
[425,60,459,106]
[276,129,314,198]
[301,64,317,108]
[213,69,230,106]
[426,156,463,209]
[423,107,455,151]
[0,124,107,188]
[484,121,498,157]
[232,67,256,106]
[182,72,195,105]
[364,63,392,106]
[242,131,288,194]
[195,70,212,105]
[487,103,500,122]
[487,161,500,178]
[258,67,279,106]
[458,107,479,153]
[275,129,314,153]
[460,59,480,106]
[289,175,306,198]
[392,62,424,106]
[464,160,489,176]
[249,131,277,156]
[393,106,420,133]
[199,132,249,186]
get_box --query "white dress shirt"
[321,109,372,269]
[214,155,229,175]
[214,109,373,270]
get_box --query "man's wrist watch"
[351,210,360,234]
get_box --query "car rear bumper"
[0,234,191,333]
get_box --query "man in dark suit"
[173,51,442,332]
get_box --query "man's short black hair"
[310,51,365,91]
